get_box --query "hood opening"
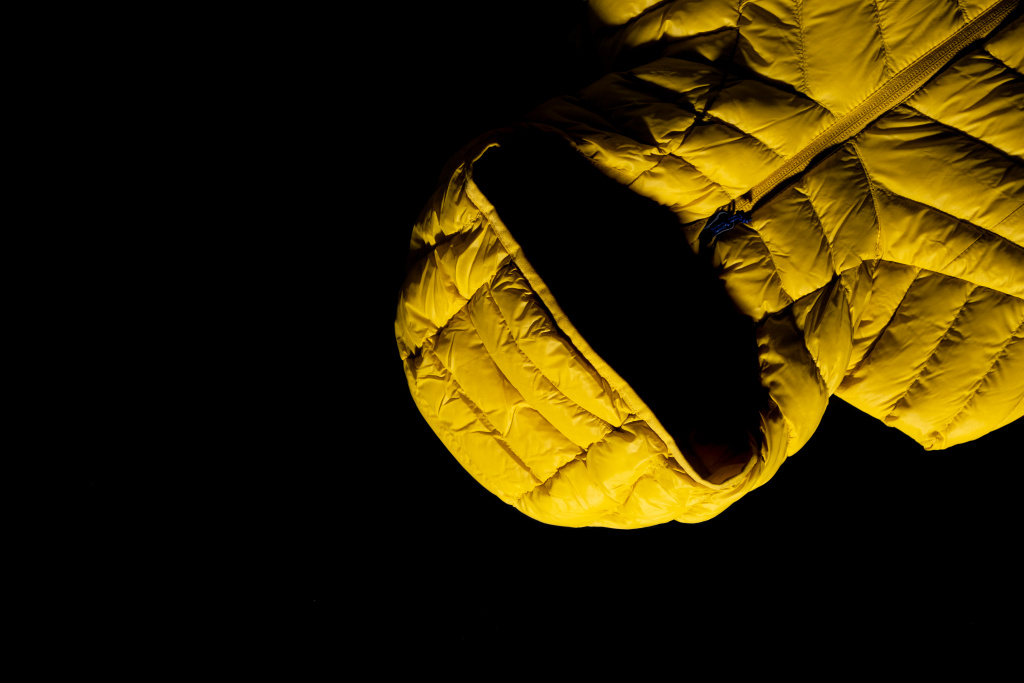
[473,128,769,485]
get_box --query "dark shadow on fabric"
[474,129,768,482]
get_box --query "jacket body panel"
[397,148,786,527]
[586,1,1006,114]
[396,1,1024,526]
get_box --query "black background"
[70,1,1020,655]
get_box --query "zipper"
[700,0,1018,244]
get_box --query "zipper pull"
[699,207,751,248]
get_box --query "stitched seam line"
[629,134,723,191]
[799,316,831,394]
[650,25,738,55]
[733,2,746,61]
[477,259,633,427]
[873,183,1024,257]
[406,357,510,500]
[626,64,727,187]
[648,36,736,178]
[1004,394,1024,426]
[619,70,706,113]
[780,276,854,392]
[752,227,797,306]
[981,46,1024,79]
[461,191,640,429]
[796,186,840,276]
[938,315,1024,435]
[849,142,884,260]
[616,0,676,33]
[837,268,858,321]
[404,253,514,359]
[884,285,978,420]
[941,235,985,269]
[996,202,1024,233]
[573,75,705,153]
[796,0,810,95]
[483,277,604,403]
[770,191,851,386]
[513,454,592,505]
[603,457,668,521]
[870,0,892,79]
[480,283,615,448]
[610,447,693,521]
[900,102,1024,167]
[700,111,787,158]
[562,92,657,145]
[613,474,650,518]
[845,265,923,378]
[426,345,545,484]
[661,145,741,198]
[515,419,675,509]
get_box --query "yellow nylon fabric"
[396,1,1024,527]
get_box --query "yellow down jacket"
[395,0,1024,528]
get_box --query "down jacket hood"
[395,0,1023,528]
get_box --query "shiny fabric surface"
[396,1,1024,527]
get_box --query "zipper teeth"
[734,0,1018,214]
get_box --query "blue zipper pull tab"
[699,207,751,249]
